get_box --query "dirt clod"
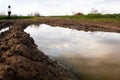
[0,25,77,80]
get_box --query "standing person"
[8,5,11,19]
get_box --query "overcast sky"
[0,0,120,16]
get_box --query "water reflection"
[25,24,120,80]
[0,27,9,33]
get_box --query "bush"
[85,13,120,18]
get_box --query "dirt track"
[0,18,120,32]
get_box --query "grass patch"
[51,14,120,22]
[0,15,41,20]
[0,14,120,23]
[58,16,120,21]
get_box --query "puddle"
[0,27,9,33]
[25,24,120,80]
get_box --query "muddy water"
[25,24,120,80]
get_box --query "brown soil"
[0,18,119,80]
[0,24,77,80]
[0,18,120,32]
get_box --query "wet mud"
[0,23,77,80]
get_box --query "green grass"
[56,16,119,22]
[0,14,120,23]
[0,16,7,20]
[0,15,41,20]
[51,14,120,22]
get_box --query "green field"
[54,13,120,22]
[0,14,120,23]
[0,15,40,20]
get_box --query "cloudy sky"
[0,0,120,16]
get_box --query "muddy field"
[0,20,77,80]
[0,18,120,80]
[0,18,120,32]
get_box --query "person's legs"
[8,12,11,19]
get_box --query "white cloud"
[0,0,4,3]
[0,0,120,16]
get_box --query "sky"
[0,0,120,16]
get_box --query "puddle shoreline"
[25,24,120,80]
[0,25,77,80]
[0,27,9,33]
[0,18,120,33]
